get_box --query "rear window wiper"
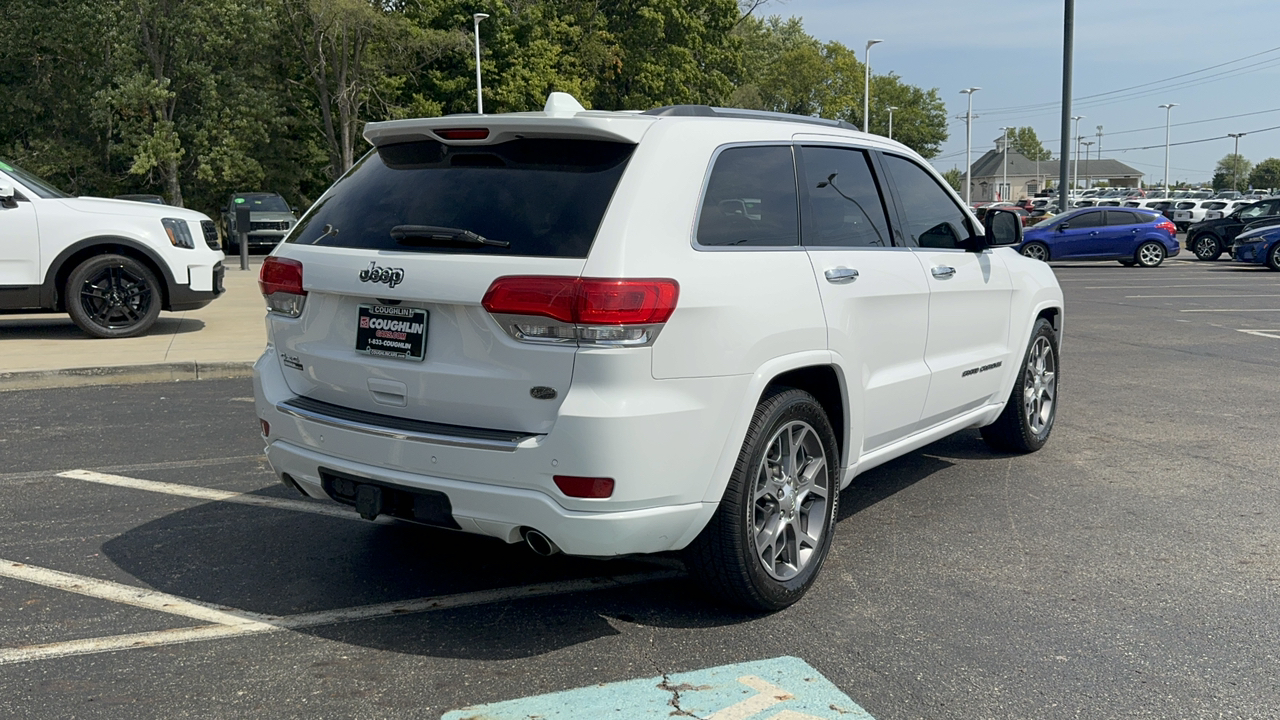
[390,225,510,248]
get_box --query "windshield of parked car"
[234,194,290,212]
[0,159,71,199]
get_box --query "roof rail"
[641,105,861,132]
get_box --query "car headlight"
[161,218,195,249]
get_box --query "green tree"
[1008,127,1051,161]
[1212,153,1253,191]
[942,167,963,193]
[730,16,948,157]
[1249,158,1280,190]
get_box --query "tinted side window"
[697,146,799,247]
[1105,210,1140,226]
[1067,211,1104,228]
[881,154,969,249]
[799,146,892,247]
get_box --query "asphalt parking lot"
[1,257,1277,719]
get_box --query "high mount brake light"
[259,257,307,317]
[434,128,490,141]
[482,277,679,347]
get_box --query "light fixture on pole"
[1071,115,1084,199]
[1228,132,1246,192]
[1096,124,1103,160]
[1080,140,1094,189]
[887,106,899,140]
[960,87,981,206]
[1159,103,1178,193]
[998,127,1010,202]
[863,39,883,134]
[473,13,490,114]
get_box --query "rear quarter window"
[288,138,634,258]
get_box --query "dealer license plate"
[355,304,428,361]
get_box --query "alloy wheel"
[750,420,830,581]
[79,265,154,330]
[1023,336,1056,436]
[1194,236,1218,260]
[1022,243,1048,261]
[1138,243,1165,267]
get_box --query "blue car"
[1018,207,1180,267]
[1231,224,1280,270]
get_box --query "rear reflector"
[553,475,615,499]
[434,128,490,141]
[482,277,678,325]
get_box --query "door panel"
[914,249,1013,420]
[798,145,930,455]
[0,193,40,286]
[876,153,1014,426]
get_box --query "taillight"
[259,256,307,317]
[553,475,615,499]
[1156,220,1176,235]
[482,276,679,347]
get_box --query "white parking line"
[56,469,361,521]
[1085,283,1280,290]
[0,559,678,665]
[1125,294,1280,299]
[0,559,275,628]
[1179,308,1280,313]
[1238,329,1280,339]
[0,455,267,483]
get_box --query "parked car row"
[1184,197,1280,260]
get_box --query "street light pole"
[1159,103,1178,194]
[1071,115,1084,201]
[473,13,490,114]
[1228,132,1246,191]
[999,126,1009,201]
[863,40,883,133]
[1057,0,1075,210]
[960,87,981,206]
[1081,140,1094,189]
[887,106,899,140]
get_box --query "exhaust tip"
[523,528,560,556]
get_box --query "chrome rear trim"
[277,397,538,452]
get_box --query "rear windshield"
[287,138,634,258]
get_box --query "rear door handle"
[931,266,956,278]
[824,267,859,283]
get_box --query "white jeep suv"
[253,95,1064,610]
[0,161,225,337]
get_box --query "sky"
[776,0,1280,187]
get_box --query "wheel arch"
[42,237,177,312]
[696,351,846,507]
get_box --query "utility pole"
[1058,0,1075,211]
[863,39,883,133]
[1096,125,1103,160]
[473,13,489,114]
[1159,103,1178,194]
[1081,140,1094,189]
[887,106,899,140]
[1228,132,1246,192]
[960,87,981,206]
[999,127,1010,201]
[1071,115,1084,200]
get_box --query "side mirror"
[982,208,1023,248]
[1057,222,1069,231]
[0,182,13,200]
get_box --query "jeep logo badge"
[359,262,404,288]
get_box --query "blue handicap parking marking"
[441,655,874,719]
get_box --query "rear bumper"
[252,346,744,556]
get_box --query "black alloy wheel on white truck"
[65,254,162,338]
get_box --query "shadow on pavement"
[99,432,978,660]
[0,316,205,339]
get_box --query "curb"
[0,361,255,392]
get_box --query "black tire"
[980,318,1058,454]
[685,387,839,612]
[65,254,162,338]
[1268,243,1280,272]
[1191,234,1222,261]
[1021,242,1050,262]
[1118,260,1136,267]
[1135,241,1166,268]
